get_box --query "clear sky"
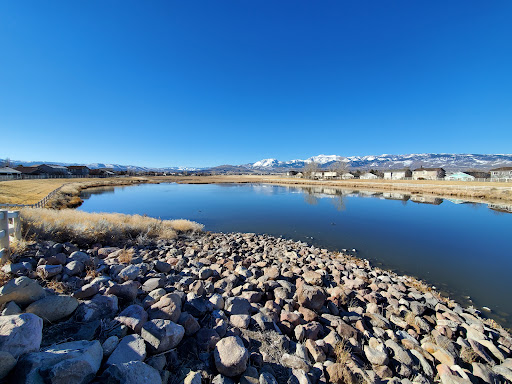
[1,1,511,168]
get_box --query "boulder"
[101,361,161,384]
[297,284,326,311]
[75,294,118,322]
[0,313,43,358]
[214,336,249,377]
[0,276,46,306]
[14,340,102,384]
[148,293,182,321]
[106,281,139,301]
[0,351,16,380]
[36,264,63,278]
[141,319,185,353]
[1,301,21,316]
[107,334,147,365]
[25,295,79,323]
[64,261,85,276]
[115,304,148,333]
[117,264,140,281]
[72,283,100,299]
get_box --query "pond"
[78,182,512,327]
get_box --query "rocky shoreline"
[1,231,511,383]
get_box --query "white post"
[0,210,9,263]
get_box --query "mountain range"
[2,153,512,173]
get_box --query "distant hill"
[248,153,512,172]
[2,153,511,174]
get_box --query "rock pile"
[0,232,511,383]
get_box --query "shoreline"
[1,228,511,383]
[2,175,512,208]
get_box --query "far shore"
[1,175,512,208]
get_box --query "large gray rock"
[15,340,103,384]
[148,292,182,321]
[297,284,326,311]
[115,304,148,333]
[118,264,140,281]
[36,264,63,278]
[106,281,139,301]
[101,361,161,384]
[0,313,43,358]
[0,351,16,380]
[364,338,389,366]
[74,294,118,322]
[107,334,146,365]
[141,319,185,353]
[0,276,46,306]
[1,301,21,316]
[214,336,249,377]
[25,295,79,323]
[64,260,85,276]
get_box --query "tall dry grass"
[20,208,203,246]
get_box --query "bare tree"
[303,161,319,179]
[328,161,348,176]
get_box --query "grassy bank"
[0,177,153,206]
[160,175,512,205]
[19,208,203,246]
[2,175,512,208]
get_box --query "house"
[341,172,356,179]
[67,165,90,176]
[360,171,379,180]
[90,168,116,177]
[444,172,475,181]
[412,167,445,180]
[36,164,71,176]
[15,165,42,175]
[490,167,512,180]
[0,167,22,177]
[465,171,490,179]
[286,171,299,176]
[383,169,412,180]
[322,171,338,180]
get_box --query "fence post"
[0,210,9,263]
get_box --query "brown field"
[1,175,512,207]
[0,177,151,205]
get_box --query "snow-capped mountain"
[249,153,512,171]
[2,160,199,173]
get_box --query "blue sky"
[1,1,511,168]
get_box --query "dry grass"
[460,345,479,364]
[85,266,100,280]
[117,248,134,264]
[45,280,70,294]
[330,340,360,384]
[20,208,204,246]
[405,311,421,333]
[0,271,10,287]
[0,177,150,206]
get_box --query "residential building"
[360,171,379,179]
[341,172,356,179]
[444,172,475,181]
[412,167,445,180]
[383,169,412,180]
[490,167,512,180]
[0,167,22,177]
[67,166,90,176]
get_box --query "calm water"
[79,183,512,326]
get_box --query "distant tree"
[303,161,319,178]
[329,161,348,175]
[1,157,11,167]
